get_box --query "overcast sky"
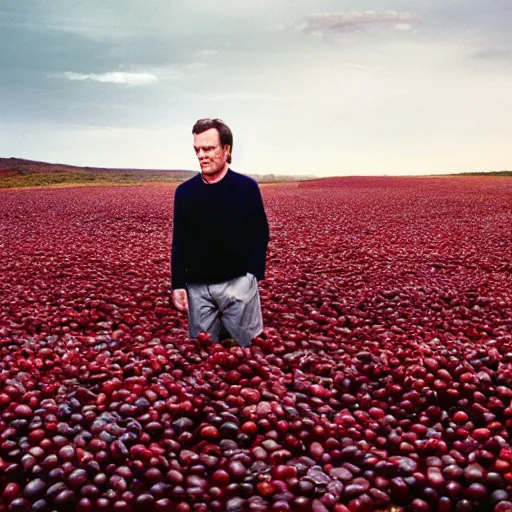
[1,0,511,176]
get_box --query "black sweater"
[171,169,269,290]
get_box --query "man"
[170,118,269,348]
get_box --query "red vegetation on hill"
[0,177,511,511]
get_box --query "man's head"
[192,118,233,179]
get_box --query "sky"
[0,0,511,176]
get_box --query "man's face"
[193,128,230,177]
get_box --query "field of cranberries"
[1,177,511,512]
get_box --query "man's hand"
[171,289,189,312]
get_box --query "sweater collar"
[201,167,231,185]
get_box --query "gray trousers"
[187,273,263,347]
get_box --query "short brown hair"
[192,118,233,164]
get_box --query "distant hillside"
[0,157,196,176]
[0,158,314,188]
[0,157,196,188]
[444,170,512,177]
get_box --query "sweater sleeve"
[171,186,187,290]
[245,180,270,280]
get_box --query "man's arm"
[245,180,270,280]
[171,187,188,310]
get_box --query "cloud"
[52,61,206,88]
[61,71,158,85]
[300,11,420,35]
